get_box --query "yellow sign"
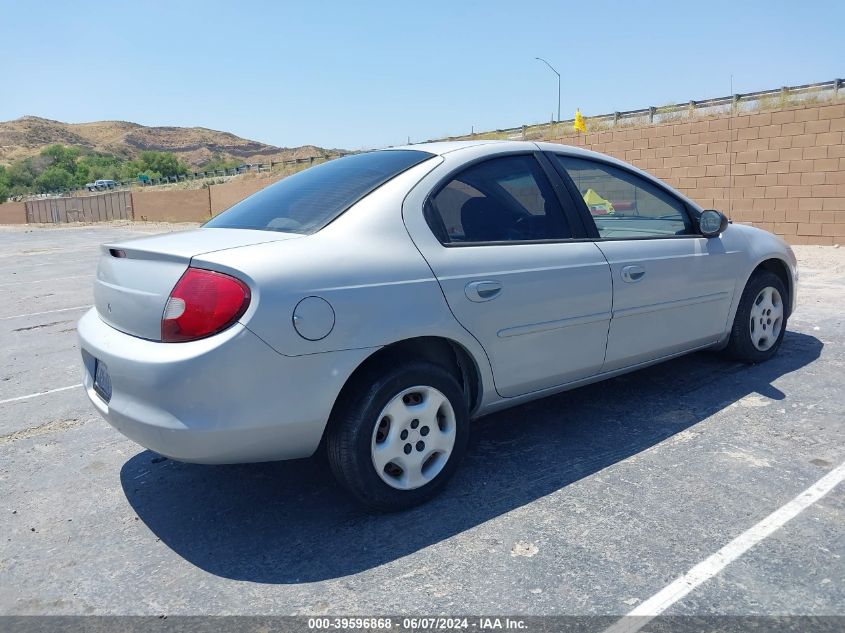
[583,188,614,215]
[574,109,587,133]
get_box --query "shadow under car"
[121,331,822,584]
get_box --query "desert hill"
[0,116,340,169]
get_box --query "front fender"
[715,224,798,348]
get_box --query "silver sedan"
[78,141,798,510]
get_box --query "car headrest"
[461,197,512,242]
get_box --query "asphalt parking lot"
[0,223,842,619]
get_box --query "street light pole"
[535,57,560,122]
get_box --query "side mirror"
[699,210,729,238]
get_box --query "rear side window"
[426,155,571,244]
[205,150,434,234]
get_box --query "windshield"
[204,149,434,234]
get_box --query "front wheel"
[726,271,788,363]
[327,361,469,511]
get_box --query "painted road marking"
[0,247,94,259]
[0,274,84,287]
[604,460,845,633]
[0,416,93,445]
[0,305,91,321]
[2,256,97,270]
[0,384,82,406]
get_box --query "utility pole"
[535,57,561,122]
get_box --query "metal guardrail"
[427,78,844,143]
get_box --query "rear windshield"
[204,149,434,234]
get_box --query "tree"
[1,146,191,195]
[41,144,81,174]
[6,159,38,189]
[35,166,74,192]
[74,162,91,187]
[201,155,241,173]
[119,158,148,181]
[0,166,9,203]
[76,154,123,186]
[137,151,188,178]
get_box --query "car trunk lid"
[93,228,299,340]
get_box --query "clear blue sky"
[1,0,843,150]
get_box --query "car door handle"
[621,265,646,283]
[465,280,502,302]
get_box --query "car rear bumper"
[77,308,372,464]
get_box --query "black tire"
[726,271,788,363]
[327,360,470,511]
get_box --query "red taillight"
[161,268,251,342]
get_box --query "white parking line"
[604,461,845,633]
[0,384,82,406]
[1,305,91,320]
[0,275,83,288]
[0,247,94,259]
[4,256,96,270]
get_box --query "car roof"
[384,139,630,163]
[385,140,534,155]
[383,139,657,180]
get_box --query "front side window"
[427,155,570,244]
[553,155,692,239]
[205,149,434,234]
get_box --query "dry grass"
[447,87,841,142]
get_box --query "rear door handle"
[465,280,502,302]
[621,265,646,283]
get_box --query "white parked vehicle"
[78,141,797,509]
[86,179,117,191]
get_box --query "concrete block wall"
[130,189,212,223]
[0,174,286,225]
[1,102,842,243]
[0,201,27,224]
[209,174,284,216]
[550,101,845,245]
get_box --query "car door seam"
[592,241,614,371]
[397,177,500,401]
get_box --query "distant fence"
[433,78,844,142]
[10,173,292,224]
[25,190,131,223]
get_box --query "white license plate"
[94,360,112,402]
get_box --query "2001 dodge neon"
[78,140,798,510]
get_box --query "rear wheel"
[327,361,469,511]
[726,271,788,363]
